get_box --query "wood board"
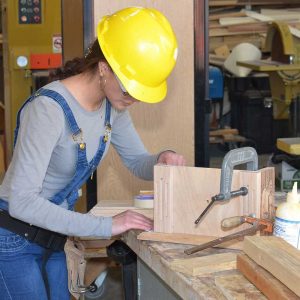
[137,231,243,250]
[215,274,267,300]
[124,230,266,300]
[243,236,300,297]
[89,200,153,220]
[167,252,237,276]
[237,253,299,300]
[153,165,274,237]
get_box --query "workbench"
[122,230,266,300]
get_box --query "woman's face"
[99,62,139,110]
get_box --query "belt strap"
[0,209,66,251]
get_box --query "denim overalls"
[0,88,111,299]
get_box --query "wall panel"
[93,0,195,202]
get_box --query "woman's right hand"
[111,210,153,236]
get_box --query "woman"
[0,7,185,300]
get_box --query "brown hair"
[49,39,107,82]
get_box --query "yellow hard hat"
[97,7,178,103]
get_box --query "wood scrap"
[214,44,230,57]
[167,253,237,276]
[209,54,226,67]
[215,274,267,300]
[210,1,300,6]
[245,10,300,38]
[90,204,153,219]
[209,128,239,136]
[243,236,300,297]
[209,5,300,60]
[219,16,257,26]
[137,231,244,250]
[237,253,300,300]
[209,11,246,21]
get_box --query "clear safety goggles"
[114,73,128,95]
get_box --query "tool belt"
[0,208,66,251]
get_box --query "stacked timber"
[237,236,300,299]
[209,4,300,67]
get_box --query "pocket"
[0,227,29,254]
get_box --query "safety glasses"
[114,73,128,95]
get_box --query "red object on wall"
[30,53,62,69]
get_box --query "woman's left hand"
[157,151,186,166]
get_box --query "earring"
[99,75,107,90]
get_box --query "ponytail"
[49,39,107,82]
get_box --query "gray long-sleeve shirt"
[0,81,158,238]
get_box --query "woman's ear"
[98,61,110,76]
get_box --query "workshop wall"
[94,0,195,202]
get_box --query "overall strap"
[51,100,112,210]
[14,88,83,147]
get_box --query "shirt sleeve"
[110,109,159,180]
[7,96,112,238]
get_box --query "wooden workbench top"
[123,230,266,300]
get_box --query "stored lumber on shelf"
[243,236,300,297]
[237,253,299,300]
[210,0,300,6]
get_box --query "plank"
[209,128,239,136]
[210,0,300,5]
[90,202,154,219]
[244,10,300,38]
[243,236,300,297]
[168,253,237,276]
[210,27,266,37]
[219,16,257,26]
[215,274,267,300]
[237,253,300,300]
[214,44,230,57]
[137,231,243,250]
[209,11,246,21]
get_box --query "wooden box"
[154,165,274,237]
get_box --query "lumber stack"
[209,5,300,67]
[237,236,300,299]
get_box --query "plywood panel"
[93,1,194,202]
[154,165,274,237]
[62,0,84,62]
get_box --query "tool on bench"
[194,147,258,224]
[185,216,273,255]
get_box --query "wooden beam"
[167,253,237,276]
[243,236,300,297]
[237,253,299,300]
[138,231,243,249]
[90,204,153,220]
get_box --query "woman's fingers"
[157,151,186,166]
[111,210,153,236]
